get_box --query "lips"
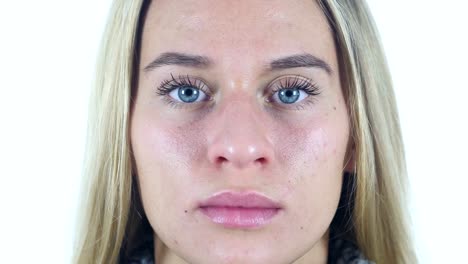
[198,191,282,229]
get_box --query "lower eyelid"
[157,74,320,110]
[167,87,209,102]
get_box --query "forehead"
[141,0,335,70]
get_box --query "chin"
[178,240,295,264]
[195,251,285,264]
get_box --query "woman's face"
[131,0,350,263]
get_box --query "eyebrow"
[144,52,212,72]
[144,52,332,74]
[269,53,332,74]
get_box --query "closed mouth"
[198,191,282,228]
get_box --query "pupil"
[178,86,199,103]
[279,88,300,104]
[184,89,193,96]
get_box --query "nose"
[206,98,274,170]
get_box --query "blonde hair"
[73,0,416,263]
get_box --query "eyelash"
[156,74,321,110]
[156,74,210,109]
[269,76,320,108]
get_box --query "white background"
[0,1,466,263]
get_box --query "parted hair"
[73,1,417,263]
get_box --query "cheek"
[132,116,205,175]
[277,110,349,210]
[282,126,330,165]
[276,115,348,233]
[277,117,348,185]
[130,113,206,225]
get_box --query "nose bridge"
[223,97,259,130]
[223,99,266,143]
[206,95,274,170]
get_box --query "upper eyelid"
[265,75,317,96]
[157,74,212,98]
[157,75,319,110]
[171,74,211,93]
[158,74,318,96]
[269,75,313,87]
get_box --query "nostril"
[207,140,273,169]
[216,156,228,164]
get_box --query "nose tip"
[209,143,271,169]
[206,100,274,170]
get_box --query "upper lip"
[199,191,282,209]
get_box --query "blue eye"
[157,74,320,110]
[169,86,208,103]
[156,74,210,107]
[274,88,306,104]
[269,76,320,105]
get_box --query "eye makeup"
[155,73,322,110]
[155,73,212,109]
[266,75,321,110]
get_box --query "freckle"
[300,226,304,230]
[333,106,337,110]
[184,210,188,213]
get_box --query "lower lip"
[199,207,280,228]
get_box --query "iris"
[178,86,200,103]
[278,88,300,104]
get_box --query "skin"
[131,0,350,263]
